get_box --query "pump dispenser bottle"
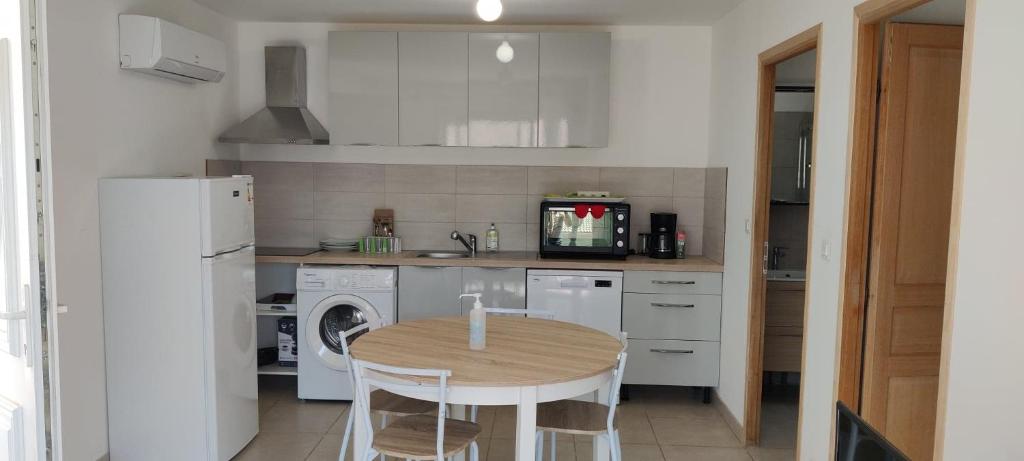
[460,293,486,350]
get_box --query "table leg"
[451,405,467,461]
[353,393,369,461]
[515,386,538,461]
[593,380,611,461]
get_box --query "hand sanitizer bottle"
[460,293,486,350]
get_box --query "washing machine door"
[305,294,382,371]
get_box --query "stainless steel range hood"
[219,46,329,145]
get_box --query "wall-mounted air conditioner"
[118,14,226,83]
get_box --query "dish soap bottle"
[460,293,486,350]
[676,230,687,259]
[485,223,499,252]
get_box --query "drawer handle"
[651,280,696,285]
[650,348,695,354]
[651,303,695,309]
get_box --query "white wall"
[45,0,239,458]
[710,5,844,459]
[937,2,1024,459]
[235,23,712,167]
[709,0,1024,459]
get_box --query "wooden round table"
[349,316,622,461]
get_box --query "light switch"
[821,240,832,261]
[745,219,752,234]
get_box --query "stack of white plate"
[319,238,358,251]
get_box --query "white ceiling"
[193,0,745,25]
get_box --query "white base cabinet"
[397,266,462,321]
[398,266,526,321]
[622,271,722,392]
[461,267,526,314]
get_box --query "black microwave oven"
[538,201,630,259]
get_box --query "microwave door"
[543,206,612,251]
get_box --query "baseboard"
[95,453,110,461]
[711,389,746,446]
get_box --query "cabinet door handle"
[347,142,375,146]
[650,348,694,354]
[651,280,695,285]
[651,303,695,309]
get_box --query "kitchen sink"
[767,269,806,281]
[416,251,471,259]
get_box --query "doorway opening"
[836,0,967,459]
[743,25,820,452]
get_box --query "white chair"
[350,359,482,461]
[534,332,629,461]
[337,323,438,461]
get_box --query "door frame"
[743,24,821,447]
[833,0,974,459]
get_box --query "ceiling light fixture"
[476,0,503,22]
[496,40,514,63]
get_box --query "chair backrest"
[350,358,452,460]
[339,323,372,398]
[483,307,556,320]
[605,332,629,430]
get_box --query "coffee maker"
[649,212,677,259]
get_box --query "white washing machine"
[297,266,396,400]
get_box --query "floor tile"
[650,417,742,447]
[487,435,575,461]
[260,399,347,434]
[232,432,322,461]
[474,405,498,439]
[747,447,796,461]
[618,413,658,444]
[259,397,279,416]
[661,445,752,461]
[490,405,518,439]
[306,435,345,461]
[575,442,664,461]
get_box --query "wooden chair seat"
[372,414,481,459]
[536,400,615,435]
[370,389,436,417]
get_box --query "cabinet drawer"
[623,339,719,386]
[766,282,806,328]
[763,334,803,373]
[623,294,720,341]
[624,271,722,295]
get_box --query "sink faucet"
[771,246,788,270]
[451,231,477,256]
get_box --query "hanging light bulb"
[476,0,503,22]
[496,40,515,63]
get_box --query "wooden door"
[861,23,962,460]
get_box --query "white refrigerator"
[99,176,258,460]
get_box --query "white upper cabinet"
[328,31,398,145]
[398,32,469,147]
[468,33,539,147]
[539,32,611,148]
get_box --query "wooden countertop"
[350,316,622,387]
[256,250,724,272]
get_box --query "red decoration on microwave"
[573,204,607,219]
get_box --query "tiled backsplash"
[207,160,727,261]
[703,168,727,262]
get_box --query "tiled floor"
[234,377,797,461]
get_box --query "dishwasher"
[526,269,623,336]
